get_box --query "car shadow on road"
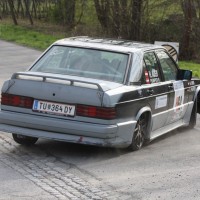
[32,139,128,162]
[15,125,199,165]
[146,125,199,147]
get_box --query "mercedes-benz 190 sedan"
[0,37,200,150]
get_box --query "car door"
[142,52,170,132]
[155,50,189,125]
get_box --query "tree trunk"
[63,0,76,27]
[24,0,33,25]
[129,0,143,40]
[94,0,110,32]
[180,0,194,59]
[120,0,129,38]
[32,0,37,18]
[7,0,18,25]
[111,0,120,36]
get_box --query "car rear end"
[0,41,139,147]
[0,72,124,145]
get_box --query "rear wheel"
[129,115,147,151]
[12,134,38,145]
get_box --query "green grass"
[179,61,200,78]
[0,24,62,50]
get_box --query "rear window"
[30,46,129,83]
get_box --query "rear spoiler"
[11,72,104,92]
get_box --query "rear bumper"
[0,110,136,148]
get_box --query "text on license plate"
[32,100,75,116]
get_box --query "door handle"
[147,89,154,95]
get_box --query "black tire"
[12,134,38,145]
[188,100,197,129]
[129,114,147,151]
[197,92,200,114]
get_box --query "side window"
[156,51,178,81]
[143,52,161,84]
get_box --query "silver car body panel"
[0,110,136,147]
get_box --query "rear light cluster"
[1,93,33,109]
[1,93,117,120]
[76,105,117,119]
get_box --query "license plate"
[32,100,75,116]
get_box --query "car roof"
[54,36,165,53]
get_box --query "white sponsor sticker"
[155,95,168,109]
[170,81,185,121]
[152,69,158,77]
[173,81,184,111]
[188,81,194,86]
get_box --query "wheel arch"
[135,106,152,140]
[193,86,200,114]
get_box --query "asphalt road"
[0,40,200,200]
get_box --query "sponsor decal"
[155,95,168,109]
[188,81,194,86]
[137,89,143,97]
[149,69,158,78]
[190,86,196,92]
[172,81,185,120]
[150,77,160,83]
[145,69,160,84]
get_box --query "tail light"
[1,93,116,119]
[76,105,116,119]
[1,93,33,109]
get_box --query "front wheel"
[129,115,147,151]
[12,134,38,145]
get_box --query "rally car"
[0,37,199,150]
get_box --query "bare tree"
[7,0,18,25]
[94,0,110,33]
[130,0,143,40]
[64,0,76,27]
[24,0,34,25]
[94,0,143,40]
[180,0,196,59]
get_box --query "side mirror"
[177,69,192,80]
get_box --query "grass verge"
[0,23,62,50]
[179,61,200,78]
